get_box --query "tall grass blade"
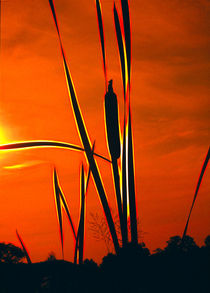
[48,0,120,254]
[182,147,210,239]
[121,122,128,244]
[120,0,137,244]
[85,141,95,193]
[78,164,85,265]
[113,3,126,100]
[120,0,131,88]
[53,169,64,258]
[74,144,95,264]
[54,168,77,254]
[16,230,32,264]
[127,108,138,244]
[96,0,108,90]
[113,2,128,245]
[0,140,111,163]
[58,184,77,240]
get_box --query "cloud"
[3,160,45,170]
[140,128,209,156]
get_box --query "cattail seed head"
[105,80,121,160]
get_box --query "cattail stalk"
[113,3,129,245]
[105,80,126,246]
[78,164,85,264]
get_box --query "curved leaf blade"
[53,168,64,258]
[113,3,127,100]
[182,147,210,239]
[16,230,32,264]
[121,0,131,88]
[0,140,111,163]
[96,0,108,90]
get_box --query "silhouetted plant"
[46,252,57,262]
[89,212,143,253]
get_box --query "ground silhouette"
[0,235,209,292]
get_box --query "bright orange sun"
[0,128,7,144]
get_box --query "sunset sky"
[0,0,209,263]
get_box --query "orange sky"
[0,0,209,263]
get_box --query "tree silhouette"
[157,235,199,256]
[204,235,210,248]
[0,242,25,264]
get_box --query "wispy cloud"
[3,160,45,170]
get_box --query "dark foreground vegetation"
[0,235,209,293]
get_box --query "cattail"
[105,80,121,160]
[105,80,126,247]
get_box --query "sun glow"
[0,128,7,144]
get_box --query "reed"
[104,80,126,246]
[182,147,210,239]
[113,2,129,246]
[53,168,76,258]
[96,0,128,247]
[113,0,138,245]
[0,140,111,163]
[78,164,85,265]
[16,230,32,264]
[74,143,94,264]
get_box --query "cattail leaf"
[127,109,138,245]
[85,141,95,193]
[96,0,107,90]
[122,121,128,244]
[16,230,32,264]
[121,0,131,88]
[182,147,210,239]
[49,0,120,254]
[113,2,129,245]
[112,158,126,246]
[53,168,64,257]
[0,140,111,163]
[54,168,77,241]
[78,164,85,265]
[58,185,77,240]
[74,165,85,265]
[48,0,61,41]
[0,141,83,151]
[113,3,126,100]
[74,143,95,265]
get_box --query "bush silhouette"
[0,242,25,264]
[155,235,199,256]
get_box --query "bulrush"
[105,80,121,160]
[105,80,126,246]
